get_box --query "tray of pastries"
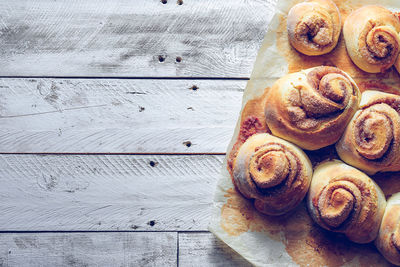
[209,0,400,266]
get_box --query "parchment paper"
[209,0,400,266]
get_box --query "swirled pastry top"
[343,5,400,73]
[264,66,360,150]
[376,193,400,266]
[233,133,312,216]
[287,0,341,56]
[307,160,386,244]
[336,90,400,175]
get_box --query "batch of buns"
[230,0,400,265]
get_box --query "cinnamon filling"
[295,11,333,48]
[354,105,394,160]
[366,27,395,58]
[391,225,400,251]
[317,181,362,229]
[319,73,347,103]
[286,67,354,130]
[359,22,400,66]
[249,143,299,191]
[250,150,289,188]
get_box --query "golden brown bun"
[307,160,386,244]
[375,193,400,266]
[287,0,341,56]
[336,90,400,175]
[232,133,312,216]
[343,5,400,73]
[264,66,360,150]
[396,53,400,74]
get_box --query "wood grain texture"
[0,154,223,231]
[0,0,276,78]
[179,232,252,267]
[0,78,243,153]
[0,232,177,267]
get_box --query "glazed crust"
[287,0,341,56]
[307,160,386,244]
[232,133,312,216]
[336,90,400,175]
[375,193,400,266]
[264,66,360,150]
[343,5,400,73]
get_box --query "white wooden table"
[0,0,276,265]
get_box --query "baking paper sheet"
[209,0,400,266]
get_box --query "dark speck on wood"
[37,174,58,191]
[149,160,158,167]
[183,141,192,147]
[126,91,146,95]
[119,51,135,61]
[64,254,89,267]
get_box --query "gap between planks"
[0,76,250,80]
[0,152,226,155]
[0,231,211,234]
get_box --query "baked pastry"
[287,0,341,56]
[375,193,400,266]
[264,66,360,150]
[307,160,386,244]
[395,56,400,74]
[336,90,400,175]
[232,133,312,216]
[343,5,400,73]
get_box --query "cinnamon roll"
[375,193,400,266]
[396,55,400,74]
[343,5,400,73]
[287,0,341,56]
[264,66,360,150]
[336,90,400,175]
[233,133,312,216]
[307,160,386,244]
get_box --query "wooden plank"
[0,0,275,78]
[0,154,223,231]
[0,232,177,266]
[0,78,243,153]
[179,232,252,267]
